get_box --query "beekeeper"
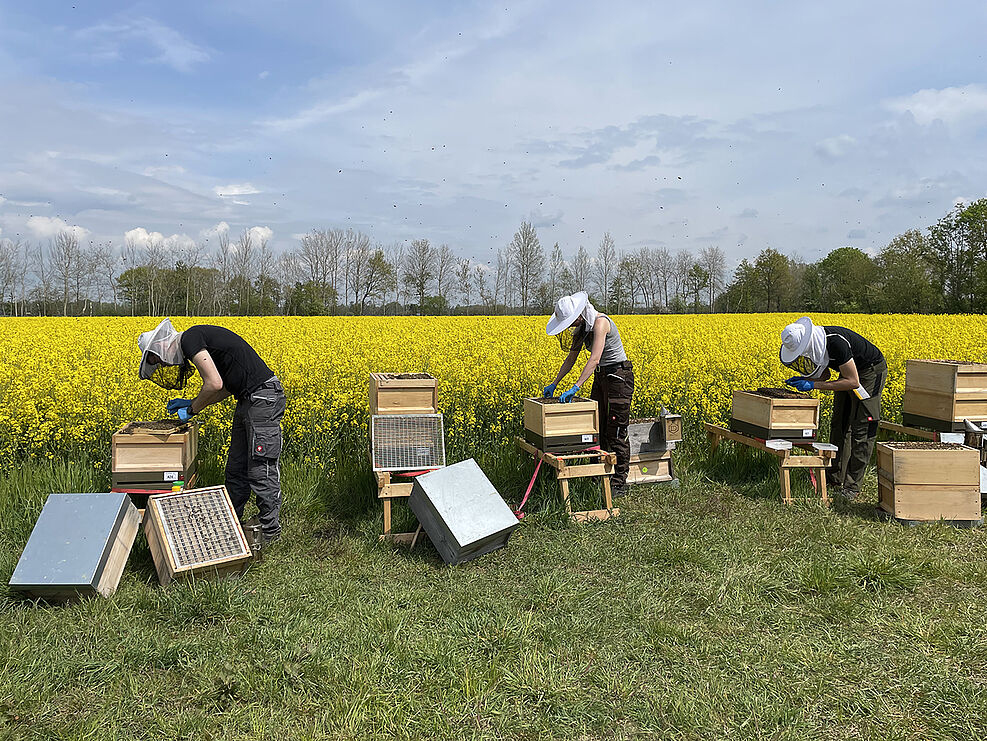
[137,319,286,543]
[780,317,886,499]
[544,291,635,494]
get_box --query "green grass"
[2,436,987,740]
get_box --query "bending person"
[780,316,886,499]
[137,319,286,542]
[544,292,635,494]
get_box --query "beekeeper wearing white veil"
[780,316,887,500]
[544,291,635,494]
[137,318,287,543]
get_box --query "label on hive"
[582,434,593,443]
[163,471,179,482]
[803,429,813,437]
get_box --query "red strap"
[515,458,542,519]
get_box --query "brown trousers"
[829,360,886,493]
[590,361,635,488]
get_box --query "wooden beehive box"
[143,485,252,587]
[901,359,987,432]
[369,373,439,415]
[523,397,599,453]
[111,421,198,477]
[876,442,981,523]
[627,450,675,485]
[628,416,682,455]
[730,389,819,441]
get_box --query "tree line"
[1,198,985,317]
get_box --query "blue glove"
[176,405,195,423]
[786,377,813,392]
[560,384,581,403]
[543,383,557,398]
[167,398,194,413]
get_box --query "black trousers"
[226,378,286,536]
[590,362,635,488]
[829,360,886,493]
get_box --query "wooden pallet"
[515,437,618,523]
[705,423,835,506]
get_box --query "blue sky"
[0,1,985,270]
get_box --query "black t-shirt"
[180,325,274,400]
[824,326,884,371]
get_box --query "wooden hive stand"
[705,423,835,506]
[515,437,618,522]
[373,468,437,545]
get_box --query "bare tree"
[671,250,695,307]
[435,244,457,306]
[231,230,256,314]
[455,258,473,312]
[346,230,374,312]
[256,235,275,313]
[636,247,658,311]
[547,243,565,301]
[594,232,617,310]
[50,231,81,316]
[506,221,545,314]
[571,245,591,293]
[91,242,119,313]
[699,246,726,310]
[474,264,491,310]
[653,246,672,308]
[492,248,509,312]
[211,231,234,315]
[354,247,395,314]
[402,238,436,313]
[0,239,18,316]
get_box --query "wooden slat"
[877,421,938,441]
[781,456,829,468]
[557,462,615,479]
[571,508,619,523]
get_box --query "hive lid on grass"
[408,458,519,565]
[9,492,140,599]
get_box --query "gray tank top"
[581,314,627,365]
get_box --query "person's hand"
[176,405,195,423]
[560,384,581,403]
[786,377,813,392]
[167,398,194,413]
[543,383,557,398]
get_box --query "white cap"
[546,292,595,335]
[780,316,815,365]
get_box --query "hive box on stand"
[626,416,681,485]
[901,359,987,432]
[877,442,982,524]
[729,389,819,442]
[408,459,519,565]
[523,397,599,453]
[111,421,198,507]
[369,373,439,416]
[9,493,140,601]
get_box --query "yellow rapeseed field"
[1,314,987,464]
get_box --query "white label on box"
[981,421,987,430]
[802,429,813,437]
[163,471,180,482]
[581,434,593,443]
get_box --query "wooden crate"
[111,422,198,474]
[523,397,599,453]
[876,441,981,523]
[628,416,682,454]
[627,451,675,485]
[369,373,438,415]
[901,359,987,431]
[144,486,252,587]
[730,390,819,441]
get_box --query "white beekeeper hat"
[779,317,814,365]
[138,318,192,389]
[546,292,598,336]
[780,316,829,378]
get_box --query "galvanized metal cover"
[409,459,518,563]
[9,493,129,589]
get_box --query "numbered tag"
[802,429,814,437]
[581,434,593,443]
[163,471,180,482]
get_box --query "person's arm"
[188,350,231,413]
[552,346,582,387]
[812,359,860,392]
[573,317,610,388]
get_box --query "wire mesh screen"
[155,487,250,568]
[371,414,446,471]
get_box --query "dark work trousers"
[590,361,635,489]
[828,360,887,494]
[226,377,286,537]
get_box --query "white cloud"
[814,134,856,160]
[124,226,194,251]
[77,17,212,73]
[200,222,230,240]
[248,226,273,244]
[258,70,270,80]
[885,84,987,126]
[0,196,6,206]
[26,216,90,240]
[214,183,261,197]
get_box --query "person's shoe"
[840,488,860,502]
[261,530,281,546]
[611,483,630,498]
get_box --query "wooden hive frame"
[901,359,987,432]
[143,485,252,586]
[111,421,198,475]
